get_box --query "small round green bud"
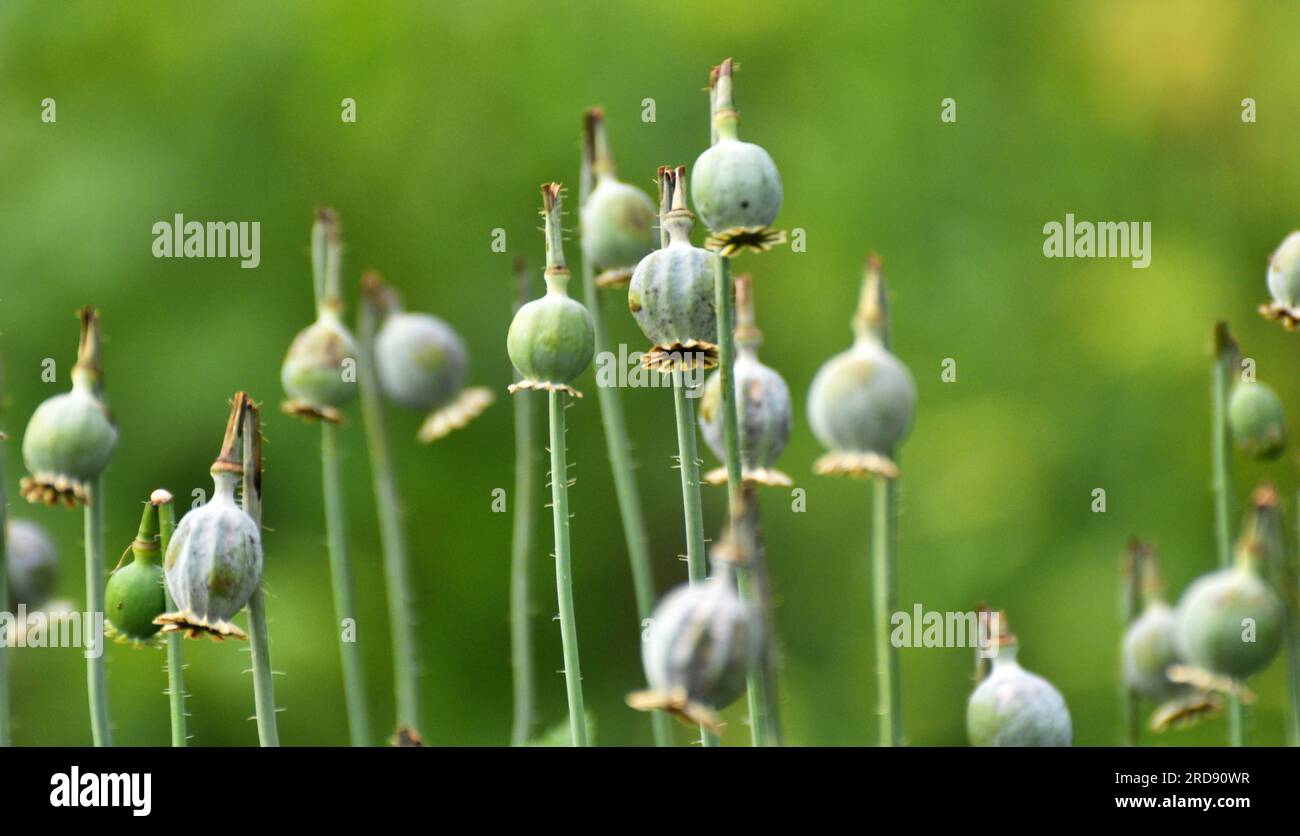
[281,310,358,420]
[158,470,263,640]
[1123,601,1192,704]
[508,183,595,397]
[1175,566,1283,680]
[1228,380,1286,460]
[690,59,783,254]
[375,311,468,412]
[628,565,763,729]
[105,504,165,645]
[1263,231,1300,325]
[5,519,57,611]
[967,620,1072,747]
[628,166,718,369]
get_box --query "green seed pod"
[580,108,656,281]
[508,184,595,397]
[5,519,58,611]
[698,275,791,486]
[628,562,763,729]
[157,469,262,640]
[691,59,783,250]
[1124,601,1192,705]
[375,310,468,412]
[967,615,1072,747]
[105,503,166,645]
[1262,230,1300,327]
[20,308,117,507]
[1227,380,1286,460]
[808,257,915,479]
[628,166,718,370]
[281,310,358,420]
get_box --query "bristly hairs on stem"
[153,488,188,746]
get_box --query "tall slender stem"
[240,398,279,746]
[509,262,538,746]
[0,424,9,747]
[1210,322,1243,745]
[548,390,587,746]
[1120,541,1141,747]
[734,485,782,746]
[1286,493,1300,747]
[871,474,902,746]
[156,493,187,747]
[358,279,421,739]
[322,422,371,746]
[85,475,111,746]
[578,111,669,746]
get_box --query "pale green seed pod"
[20,308,117,507]
[281,310,358,417]
[698,275,791,485]
[5,519,57,611]
[508,184,595,396]
[580,109,655,277]
[105,503,165,645]
[159,470,262,640]
[1264,231,1300,315]
[629,564,763,728]
[691,59,782,236]
[628,166,717,367]
[375,311,468,412]
[808,259,915,478]
[1123,601,1192,704]
[1176,568,1283,680]
[967,620,1072,747]
[1227,380,1286,460]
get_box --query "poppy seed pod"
[1227,380,1286,460]
[691,59,784,255]
[808,257,915,479]
[156,468,262,640]
[508,184,595,397]
[580,108,656,285]
[20,308,117,507]
[281,310,358,422]
[699,275,791,486]
[628,166,718,371]
[105,503,166,645]
[1122,549,1194,705]
[967,615,1073,747]
[627,561,763,730]
[369,284,494,443]
[1260,230,1300,328]
[5,519,58,611]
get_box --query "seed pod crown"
[1259,230,1300,329]
[20,307,118,507]
[507,183,595,397]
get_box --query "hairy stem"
[1287,493,1300,747]
[239,398,279,746]
[509,262,538,746]
[548,390,587,746]
[872,474,902,746]
[322,422,371,746]
[578,114,670,746]
[157,495,187,747]
[358,282,421,739]
[1210,322,1243,745]
[85,476,111,746]
[734,485,783,746]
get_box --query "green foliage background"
[2,0,1298,746]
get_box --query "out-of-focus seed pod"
[20,308,117,507]
[808,256,915,479]
[1122,547,1195,705]
[967,612,1073,747]
[1259,231,1300,329]
[628,166,718,371]
[155,419,263,641]
[627,556,763,730]
[508,184,595,397]
[105,502,166,645]
[699,275,791,486]
[366,276,493,443]
[281,310,358,422]
[5,519,57,611]
[1175,487,1285,680]
[580,108,656,287]
[1227,380,1286,460]
[691,59,784,255]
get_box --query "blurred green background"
[2,0,1299,746]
